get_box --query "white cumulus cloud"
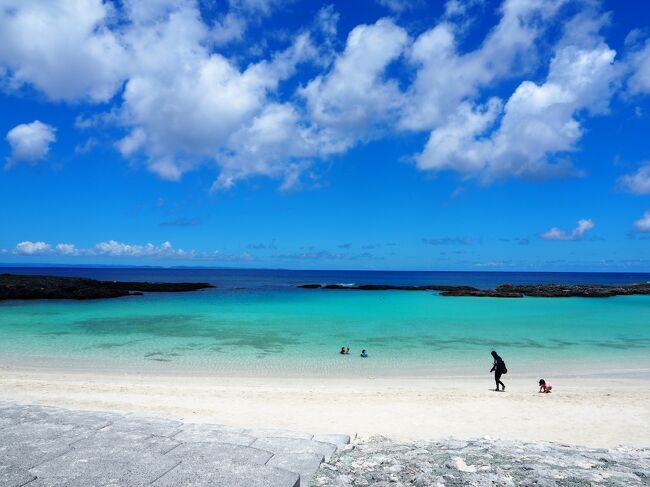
[416,11,619,181]
[627,39,650,95]
[634,211,650,232]
[300,19,408,141]
[5,121,57,168]
[0,0,126,102]
[10,239,222,260]
[540,219,595,241]
[93,240,181,258]
[15,241,52,255]
[55,243,79,256]
[618,162,650,194]
[401,0,565,133]
[0,0,640,190]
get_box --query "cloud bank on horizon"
[1,0,650,269]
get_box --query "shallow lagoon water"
[1,268,649,377]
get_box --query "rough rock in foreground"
[312,437,649,487]
[0,274,214,301]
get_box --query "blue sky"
[1,0,650,271]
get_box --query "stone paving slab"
[0,403,119,429]
[312,435,351,451]
[0,436,76,470]
[0,465,36,487]
[253,437,338,462]
[244,427,315,440]
[106,416,183,437]
[173,423,256,446]
[71,431,181,455]
[29,447,180,487]
[165,441,273,465]
[0,399,349,486]
[151,459,300,487]
[267,452,325,486]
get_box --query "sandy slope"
[0,367,648,448]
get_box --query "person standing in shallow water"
[490,350,507,391]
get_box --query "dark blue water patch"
[3,267,650,290]
[76,315,208,337]
[354,335,650,351]
[589,337,650,349]
[75,314,301,353]
[84,339,145,350]
[144,352,175,362]
[38,331,72,337]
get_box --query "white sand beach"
[1,367,648,449]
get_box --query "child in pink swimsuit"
[538,379,552,393]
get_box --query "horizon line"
[2,263,650,274]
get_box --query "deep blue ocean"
[3,267,650,289]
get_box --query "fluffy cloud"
[55,243,79,256]
[300,18,408,145]
[11,240,218,259]
[0,0,126,102]
[211,12,246,45]
[401,0,565,133]
[117,2,318,185]
[5,121,57,168]
[416,10,619,181]
[93,240,184,258]
[15,241,52,255]
[0,0,640,189]
[375,0,419,14]
[618,162,650,194]
[540,219,595,241]
[634,211,650,232]
[627,39,650,94]
[228,0,293,16]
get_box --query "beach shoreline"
[1,366,648,449]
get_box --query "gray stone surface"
[253,437,337,462]
[165,442,272,465]
[244,427,315,440]
[268,452,325,486]
[0,465,36,487]
[312,436,650,487]
[152,459,301,487]
[30,446,179,487]
[0,399,349,486]
[173,423,256,446]
[313,435,352,451]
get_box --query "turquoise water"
[1,269,649,377]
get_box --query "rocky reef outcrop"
[298,282,650,298]
[0,274,215,301]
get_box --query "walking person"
[490,350,507,391]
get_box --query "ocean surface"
[1,267,649,377]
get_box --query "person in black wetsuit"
[490,350,507,391]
